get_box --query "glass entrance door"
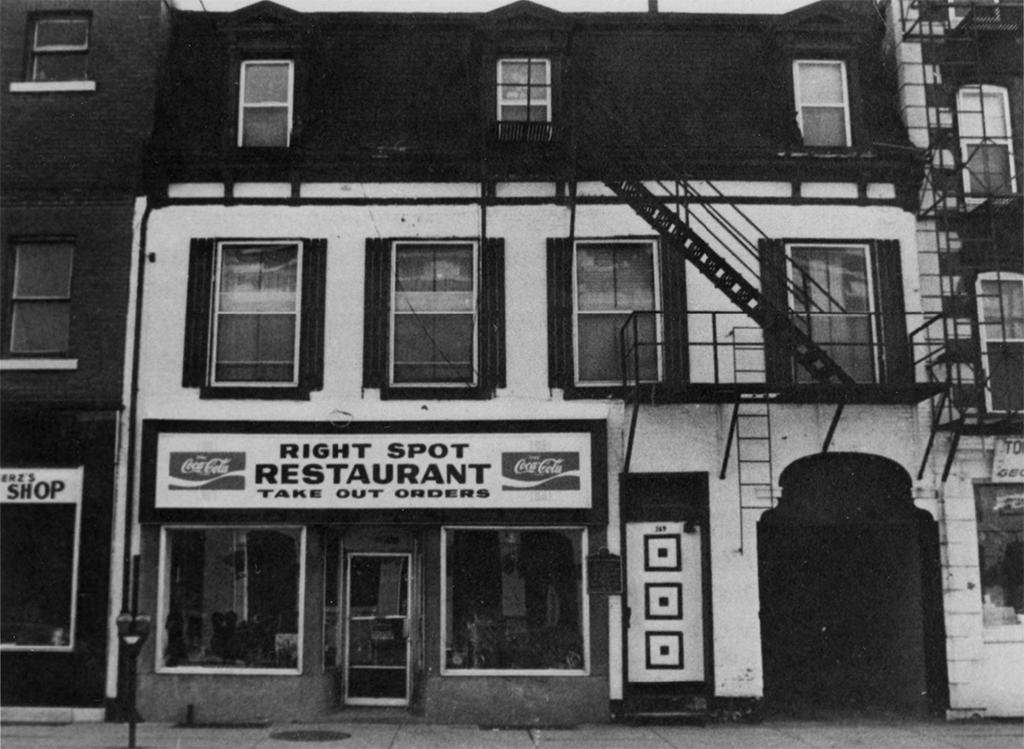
[345,553,411,705]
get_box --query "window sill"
[0,358,78,371]
[381,386,494,401]
[198,385,310,401]
[9,81,96,93]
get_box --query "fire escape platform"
[624,382,945,406]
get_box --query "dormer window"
[496,58,553,141]
[793,60,851,148]
[238,60,293,148]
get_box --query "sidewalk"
[2,718,1021,749]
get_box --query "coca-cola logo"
[502,452,580,491]
[169,453,245,491]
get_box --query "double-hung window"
[789,244,876,383]
[574,241,659,385]
[976,272,1023,413]
[958,85,1016,198]
[8,241,73,355]
[391,242,477,387]
[238,61,293,147]
[212,242,300,386]
[363,238,504,398]
[793,60,851,148]
[182,238,326,398]
[29,16,89,82]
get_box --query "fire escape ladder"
[721,327,775,554]
[606,178,857,386]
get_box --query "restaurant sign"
[149,428,595,510]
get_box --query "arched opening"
[758,453,948,717]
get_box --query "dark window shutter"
[874,240,911,385]
[547,237,574,390]
[363,238,391,389]
[661,237,689,388]
[759,238,793,388]
[182,238,215,388]
[299,238,327,392]
[480,238,506,391]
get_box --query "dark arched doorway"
[757,453,948,717]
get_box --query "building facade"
[0,0,167,720]
[888,0,1023,719]
[125,0,956,725]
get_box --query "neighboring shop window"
[442,528,586,673]
[975,485,1024,626]
[160,527,304,672]
[1,468,82,651]
[575,240,659,384]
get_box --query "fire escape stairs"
[606,178,857,390]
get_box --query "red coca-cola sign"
[501,452,580,491]
[169,453,245,491]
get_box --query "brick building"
[888,0,1023,718]
[0,0,167,720]
[123,0,958,724]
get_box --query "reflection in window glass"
[789,244,875,383]
[213,242,300,384]
[162,528,302,670]
[1,501,78,649]
[444,528,585,672]
[575,242,658,384]
[392,242,476,385]
[975,485,1023,626]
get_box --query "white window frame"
[787,242,878,383]
[237,60,294,148]
[9,241,74,355]
[156,525,307,675]
[976,271,1024,413]
[389,240,478,388]
[957,85,1017,201]
[496,58,552,123]
[0,468,83,653]
[30,16,90,83]
[209,240,302,388]
[573,239,662,386]
[439,526,590,677]
[793,60,852,148]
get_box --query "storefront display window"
[160,527,304,671]
[443,528,586,673]
[1,468,82,651]
[976,485,1024,626]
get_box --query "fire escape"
[896,0,1024,481]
